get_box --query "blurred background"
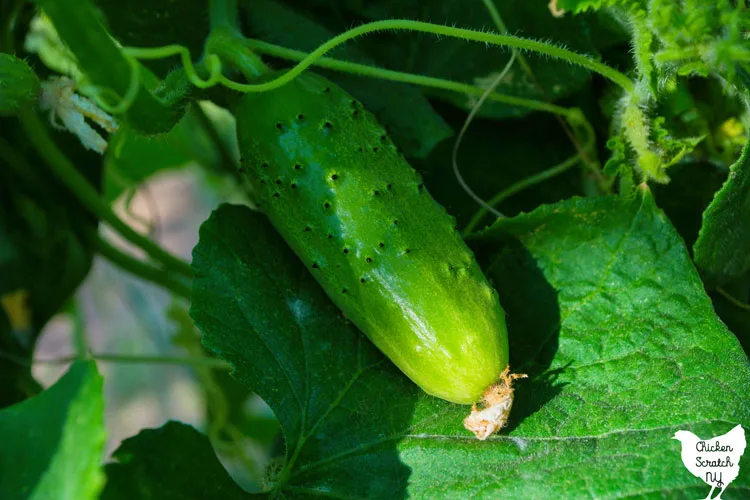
[32,147,280,492]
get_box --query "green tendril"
[123,45,225,89]
[78,53,142,114]
[121,19,633,98]
[233,20,633,93]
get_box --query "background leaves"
[0,117,100,407]
[694,141,750,286]
[277,0,629,119]
[241,0,453,158]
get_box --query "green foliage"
[0,117,100,407]
[278,0,625,120]
[0,54,39,115]
[561,0,750,87]
[694,141,750,285]
[184,193,749,497]
[0,361,105,500]
[33,0,189,134]
[102,422,249,500]
[2,0,749,496]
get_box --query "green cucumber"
[236,72,515,437]
[0,54,40,116]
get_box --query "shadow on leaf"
[473,236,566,432]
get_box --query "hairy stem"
[232,20,634,93]
[243,39,572,117]
[126,20,634,94]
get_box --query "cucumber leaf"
[0,361,105,500]
[189,194,749,497]
[694,141,750,286]
[102,422,250,499]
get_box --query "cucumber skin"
[236,72,508,404]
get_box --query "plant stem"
[96,237,192,300]
[242,39,572,117]
[69,299,89,359]
[716,287,750,311]
[220,20,634,93]
[209,0,239,32]
[11,351,232,370]
[17,109,194,280]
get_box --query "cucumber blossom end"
[464,367,527,440]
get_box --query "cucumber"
[236,72,516,437]
[0,54,40,116]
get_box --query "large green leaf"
[190,196,749,497]
[102,422,250,499]
[0,361,105,500]
[694,141,750,286]
[190,205,418,497]
[240,0,453,158]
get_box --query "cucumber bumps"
[236,72,520,439]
